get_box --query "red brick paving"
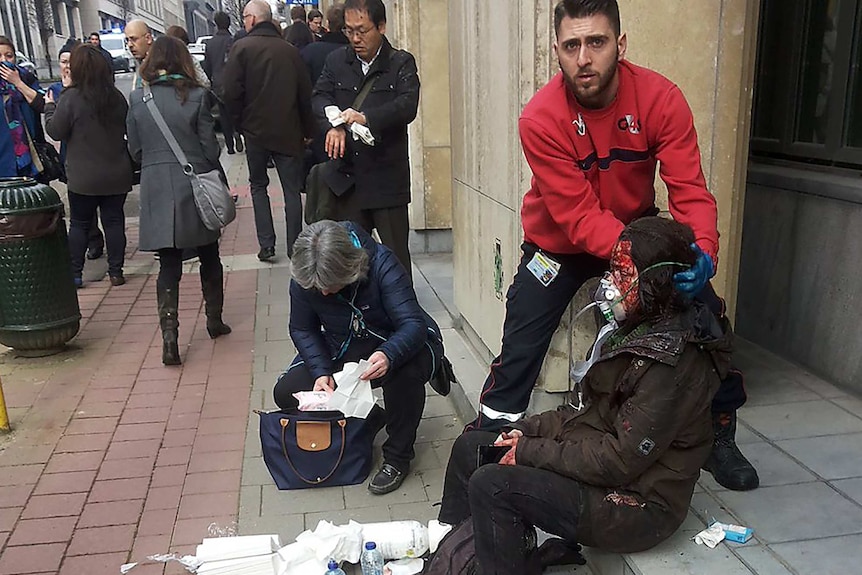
[0,206,259,572]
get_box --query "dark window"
[751,0,862,167]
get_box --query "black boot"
[703,412,759,491]
[534,538,586,569]
[157,287,181,365]
[201,272,231,339]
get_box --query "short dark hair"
[326,4,345,32]
[344,0,386,26]
[618,217,697,319]
[553,0,621,37]
[59,38,81,58]
[308,9,323,20]
[213,11,230,30]
[290,5,307,21]
[89,32,100,39]
[166,25,190,45]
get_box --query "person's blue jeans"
[245,141,303,257]
[68,191,127,279]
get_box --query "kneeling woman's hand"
[361,351,390,381]
[313,375,335,394]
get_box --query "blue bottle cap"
[365,541,376,550]
[328,559,338,569]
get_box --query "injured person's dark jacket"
[509,302,732,553]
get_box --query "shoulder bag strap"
[351,75,377,111]
[142,84,194,175]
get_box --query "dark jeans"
[245,141,303,257]
[156,241,222,292]
[439,431,584,575]
[273,337,430,473]
[216,98,236,150]
[68,191,127,278]
[88,213,104,251]
[469,243,747,432]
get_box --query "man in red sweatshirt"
[466,0,759,492]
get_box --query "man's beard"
[564,50,619,109]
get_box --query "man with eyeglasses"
[124,20,153,89]
[222,0,314,262]
[311,0,420,280]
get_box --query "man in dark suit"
[222,0,314,262]
[311,0,420,277]
[204,11,243,154]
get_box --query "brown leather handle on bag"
[280,418,347,485]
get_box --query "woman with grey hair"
[275,220,448,495]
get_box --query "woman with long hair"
[0,36,47,179]
[45,44,131,288]
[127,36,231,366]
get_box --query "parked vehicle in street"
[99,31,136,72]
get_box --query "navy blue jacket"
[289,222,442,380]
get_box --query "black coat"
[312,37,420,210]
[289,222,442,380]
[203,29,233,94]
[301,31,349,84]
[222,21,314,157]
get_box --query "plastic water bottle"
[324,559,346,575]
[360,541,384,575]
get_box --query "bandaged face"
[609,239,639,322]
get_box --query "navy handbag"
[256,409,373,490]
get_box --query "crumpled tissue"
[427,520,453,554]
[293,390,332,411]
[324,105,375,145]
[693,523,726,548]
[296,520,365,564]
[325,360,376,419]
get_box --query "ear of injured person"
[438,217,734,563]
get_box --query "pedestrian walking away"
[204,11,244,155]
[127,36,232,366]
[222,0,315,262]
[311,0,420,279]
[464,0,759,493]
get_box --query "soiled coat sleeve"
[516,354,705,487]
[362,53,419,138]
[288,280,333,380]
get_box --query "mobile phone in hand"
[477,444,510,467]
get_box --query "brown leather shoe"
[109,274,125,286]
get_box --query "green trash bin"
[0,177,80,356]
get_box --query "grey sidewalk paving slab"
[733,547,794,575]
[740,399,862,440]
[769,534,862,574]
[697,441,818,492]
[716,482,862,543]
[831,477,862,505]
[776,433,862,479]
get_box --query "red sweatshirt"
[519,60,719,263]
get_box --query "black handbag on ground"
[304,76,377,224]
[256,409,374,490]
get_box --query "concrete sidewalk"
[2,144,862,575]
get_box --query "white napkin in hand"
[325,360,376,419]
[323,105,375,146]
[324,105,345,127]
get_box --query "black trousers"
[67,191,127,278]
[245,141,303,257]
[88,213,104,251]
[439,431,584,575]
[273,337,430,473]
[470,243,747,431]
[156,241,222,292]
[332,202,412,282]
[215,98,236,150]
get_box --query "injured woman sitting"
[436,217,733,574]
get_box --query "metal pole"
[0,374,10,433]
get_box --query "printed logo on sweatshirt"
[617,114,641,135]
[572,113,587,137]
